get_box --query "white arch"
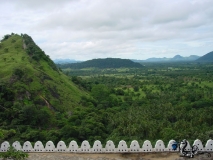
[68,140,78,152]
[92,140,102,152]
[205,139,213,152]
[142,140,153,152]
[193,139,204,151]
[23,141,33,152]
[80,140,91,152]
[56,141,67,152]
[167,139,177,152]
[45,141,56,152]
[117,140,128,152]
[130,140,140,152]
[154,140,165,152]
[34,141,45,152]
[105,140,115,152]
[12,141,22,151]
[1,141,10,152]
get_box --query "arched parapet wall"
[57,141,67,152]
[80,140,91,152]
[167,139,177,152]
[68,140,78,152]
[1,139,213,153]
[205,139,213,152]
[1,141,10,152]
[179,140,191,153]
[193,139,204,152]
[12,141,22,151]
[45,141,56,152]
[154,140,165,152]
[185,140,191,152]
[142,140,153,152]
[105,140,115,152]
[130,140,140,152]
[92,140,102,152]
[117,140,128,152]
[23,141,33,152]
[34,141,45,152]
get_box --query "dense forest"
[59,62,213,145]
[1,34,213,147]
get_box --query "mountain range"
[134,55,200,62]
[54,55,201,64]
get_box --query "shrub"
[1,34,11,42]
[4,48,8,53]
[13,68,24,79]
[11,39,16,43]
[0,146,28,160]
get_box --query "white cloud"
[0,0,213,60]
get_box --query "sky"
[0,0,213,61]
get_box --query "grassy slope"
[0,34,86,111]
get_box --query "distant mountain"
[57,58,143,69]
[196,51,213,62]
[173,55,183,60]
[132,55,200,62]
[53,59,82,64]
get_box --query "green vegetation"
[0,146,28,160]
[1,33,213,147]
[60,62,213,145]
[0,33,86,144]
[57,58,143,69]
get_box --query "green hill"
[196,51,213,62]
[57,58,144,69]
[0,33,88,142]
[0,33,85,112]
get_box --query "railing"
[0,139,213,153]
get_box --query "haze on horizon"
[1,0,213,61]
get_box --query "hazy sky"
[1,0,213,60]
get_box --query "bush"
[13,68,24,79]
[1,34,11,42]
[0,146,28,160]
[4,48,8,53]
[11,39,16,43]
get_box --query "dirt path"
[25,152,213,160]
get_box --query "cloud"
[0,0,213,60]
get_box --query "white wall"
[1,139,213,153]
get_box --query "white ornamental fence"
[0,139,213,153]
